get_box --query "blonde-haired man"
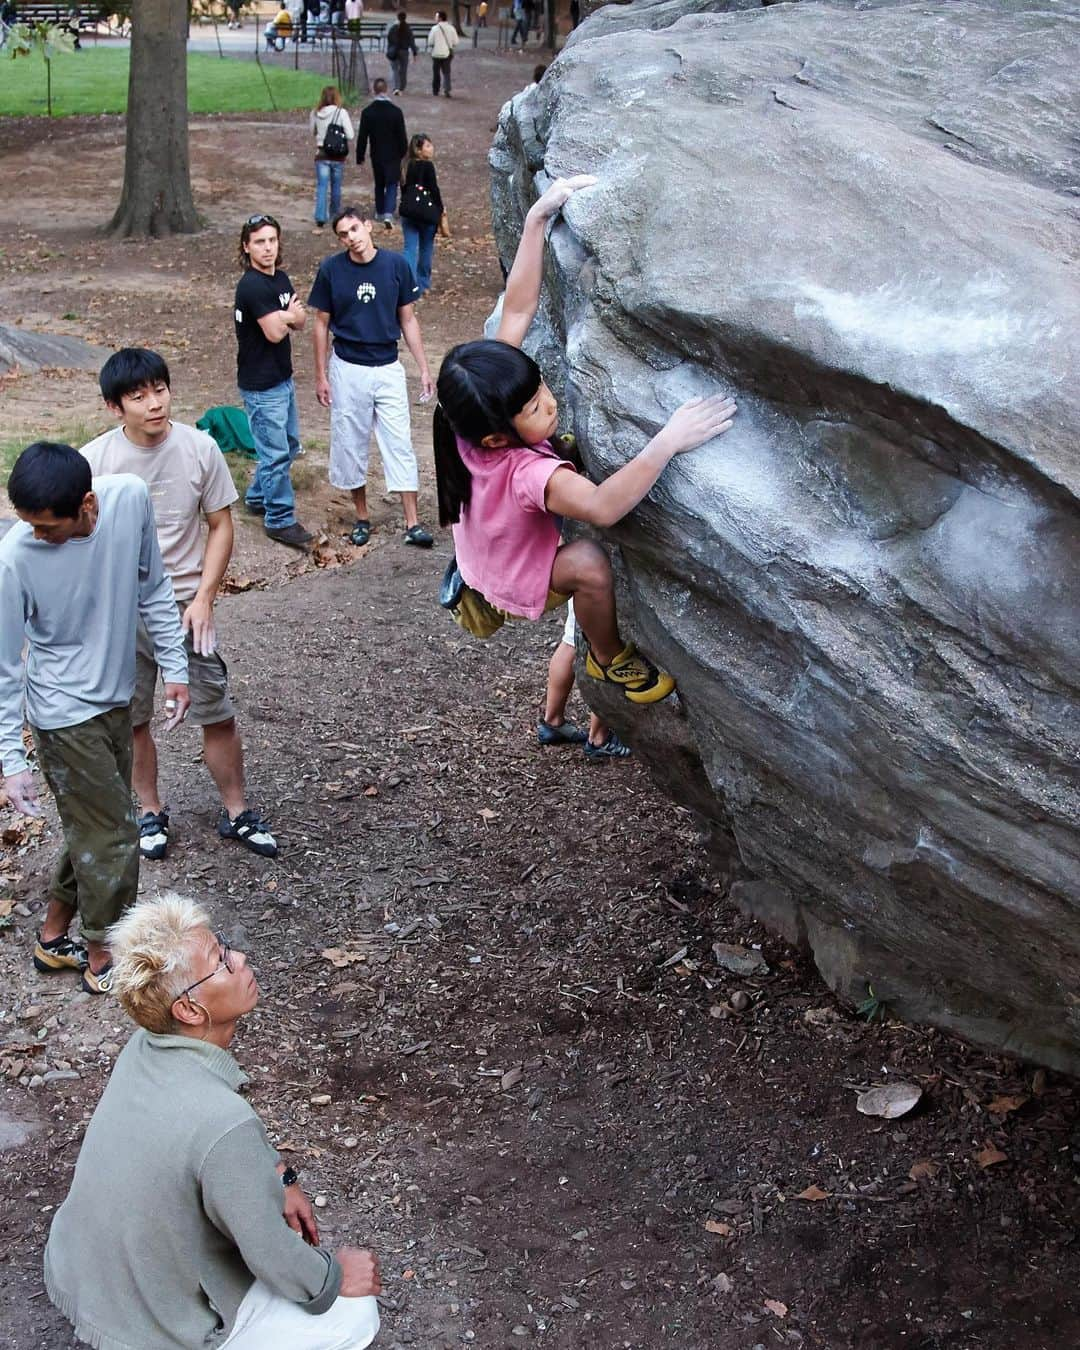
[45,894,382,1350]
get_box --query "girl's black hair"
[433,340,543,527]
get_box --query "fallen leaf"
[704,1219,733,1236]
[265,878,278,892]
[0,897,14,917]
[500,1065,523,1091]
[219,574,257,594]
[321,947,367,968]
[711,1273,734,1295]
[363,786,379,798]
[908,1160,940,1181]
[987,1094,1028,1117]
[975,1145,1008,1169]
[764,1299,788,1318]
[796,1185,831,1202]
[478,808,497,822]
[856,1082,922,1119]
[712,941,769,977]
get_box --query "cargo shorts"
[132,602,235,727]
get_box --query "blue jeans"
[402,219,437,294]
[314,159,344,226]
[372,165,398,220]
[241,379,301,529]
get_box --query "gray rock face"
[491,0,1080,1071]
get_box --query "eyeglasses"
[246,214,279,229]
[179,931,234,1000]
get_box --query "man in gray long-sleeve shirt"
[0,442,189,993]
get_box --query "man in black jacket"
[356,78,409,231]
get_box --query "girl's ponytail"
[433,402,472,527]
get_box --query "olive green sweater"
[44,1031,341,1350]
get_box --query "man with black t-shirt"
[233,213,313,550]
[308,204,435,548]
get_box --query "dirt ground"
[1,48,1078,1350]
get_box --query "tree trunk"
[108,0,199,237]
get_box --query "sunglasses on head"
[246,214,279,229]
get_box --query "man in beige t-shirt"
[81,348,278,860]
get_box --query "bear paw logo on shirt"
[355,282,377,305]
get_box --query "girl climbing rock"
[433,174,737,704]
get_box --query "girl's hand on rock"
[661,395,738,455]
[531,174,598,221]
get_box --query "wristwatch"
[280,1166,299,1188]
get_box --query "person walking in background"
[81,348,280,864]
[538,602,632,760]
[357,76,408,231]
[399,134,445,297]
[510,0,528,48]
[231,212,314,550]
[0,443,189,996]
[310,86,354,231]
[427,10,458,98]
[308,205,435,548]
[385,10,417,94]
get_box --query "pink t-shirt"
[452,437,575,620]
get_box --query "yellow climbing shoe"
[585,642,676,705]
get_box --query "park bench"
[263,17,428,54]
[5,1,125,38]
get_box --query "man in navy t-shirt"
[308,204,435,548]
[234,213,313,550]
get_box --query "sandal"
[537,720,587,747]
[584,731,632,760]
[349,519,371,546]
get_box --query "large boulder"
[490,0,1080,1071]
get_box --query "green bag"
[196,405,256,459]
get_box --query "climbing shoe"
[138,809,170,861]
[218,809,279,858]
[81,964,115,996]
[585,643,675,705]
[33,932,89,974]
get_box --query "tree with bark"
[109,0,199,237]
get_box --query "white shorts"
[221,1280,380,1350]
[328,354,418,493]
[561,596,577,648]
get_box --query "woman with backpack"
[399,133,445,296]
[385,10,417,95]
[310,86,355,231]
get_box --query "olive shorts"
[31,706,138,942]
[132,603,234,727]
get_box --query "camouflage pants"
[31,706,139,942]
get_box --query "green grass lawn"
[0,48,332,117]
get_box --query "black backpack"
[322,110,348,161]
